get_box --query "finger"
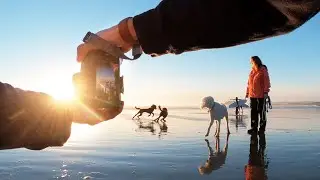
[76,44,86,62]
[77,43,95,62]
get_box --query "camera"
[73,32,124,110]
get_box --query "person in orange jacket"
[246,56,271,134]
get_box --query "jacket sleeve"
[0,82,72,150]
[133,0,319,56]
[246,79,249,97]
[263,70,271,93]
[246,71,252,97]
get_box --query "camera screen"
[96,66,117,103]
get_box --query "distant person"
[246,56,271,134]
[235,97,243,116]
[1,0,318,150]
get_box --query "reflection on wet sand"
[245,133,269,180]
[229,114,248,131]
[198,134,229,175]
[133,119,168,138]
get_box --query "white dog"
[201,96,230,137]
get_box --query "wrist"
[118,17,139,46]
[127,18,137,42]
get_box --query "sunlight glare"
[51,86,75,100]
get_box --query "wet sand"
[0,105,319,179]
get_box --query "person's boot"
[247,128,257,134]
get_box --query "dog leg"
[205,139,214,156]
[153,116,160,122]
[205,120,214,137]
[161,117,166,122]
[223,133,230,152]
[132,113,139,120]
[215,136,220,152]
[214,121,218,137]
[215,120,221,137]
[226,115,230,134]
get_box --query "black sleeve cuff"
[133,9,169,57]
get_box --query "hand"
[245,93,249,99]
[264,93,269,99]
[77,18,137,62]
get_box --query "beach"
[0,105,319,180]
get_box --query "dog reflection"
[198,134,229,175]
[134,120,156,134]
[244,133,269,180]
[156,121,168,138]
[134,119,168,137]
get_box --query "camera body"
[73,33,124,110]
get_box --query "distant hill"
[272,101,320,106]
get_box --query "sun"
[51,86,75,100]
[46,78,76,100]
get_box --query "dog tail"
[135,106,140,110]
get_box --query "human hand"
[264,93,269,99]
[77,18,137,62]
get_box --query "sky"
[0,0,319,107]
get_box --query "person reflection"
[198,134,229,175]
[244,133,269,180]
[228,115,247,132]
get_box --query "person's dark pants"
[250,98,266,131]
[235,107,239,115]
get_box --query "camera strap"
[83,32,142,61]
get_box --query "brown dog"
[153,106,168,122]
[132,104,157,119]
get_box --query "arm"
[133,0,319,56]
[0,82,72,150]
[246,75,250,98]
[263,70,271,94]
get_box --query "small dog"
[153,106,168,122]
[201,96,230,137]
[132,104,157,120]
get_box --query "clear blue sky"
[0,0,319,106]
